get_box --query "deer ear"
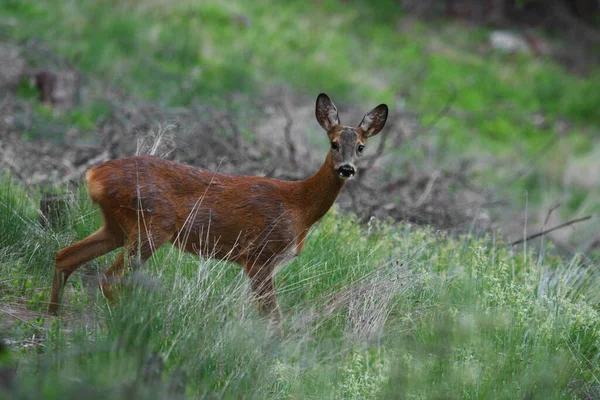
[358,104,388,137]
[315,93,340,131]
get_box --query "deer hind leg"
[49,227,123,315]
[99,251,125,304]
[100,230,171,305]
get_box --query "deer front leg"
[49,227,122,315]
[245,262,282,323]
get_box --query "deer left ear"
[358,104,388,138]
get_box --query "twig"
[511,215,592,246]
[277,100,297,168]
[411,170,440,209]
[543,201,562,226]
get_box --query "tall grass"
[1,177,600,398]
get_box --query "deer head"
[315,93,388,179]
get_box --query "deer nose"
[338,165,355,178]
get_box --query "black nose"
[338,165,355,178]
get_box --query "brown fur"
[48,94,388,321]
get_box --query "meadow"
[2,176,600,398]
[3,173,600,398]
[1,0,600,398]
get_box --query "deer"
[48,93,388,322]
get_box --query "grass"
[2,176,600,398]
[2,0,599,144]
[2,0,599,227]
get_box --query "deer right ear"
[315,93,340,131]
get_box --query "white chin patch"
[338,173,354,180]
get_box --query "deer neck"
[298,152,346,228]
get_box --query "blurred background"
[1,0,599,253]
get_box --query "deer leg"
[49,227,123,315]
[100,231,169,305]
[245,262,282,322]
[99,251,125,304]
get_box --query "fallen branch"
[511,215,592,246]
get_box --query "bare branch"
[411,169,441,209]
[511,215,592,246]
[543,201,562,226]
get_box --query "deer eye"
[357,144,365,154]
[331,142,339,151]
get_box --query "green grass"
[2,177,600,399]
[2,0,599,148]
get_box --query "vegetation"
[1,0,599,398]
[3,0,599,137]
[1,175,600,398]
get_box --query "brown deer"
[48,93,388,320]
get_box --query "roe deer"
[48,93,388,320]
